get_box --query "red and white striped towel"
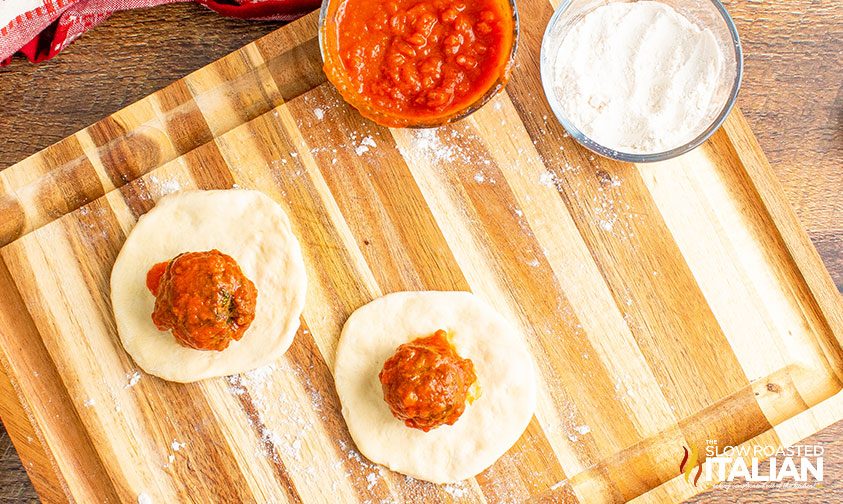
[0,0,319,65]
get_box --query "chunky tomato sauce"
[147,250,257,352]
[378,329,478,431]
[322,0,515,126]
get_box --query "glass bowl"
[319,0,520,128]
[540,0,743,162]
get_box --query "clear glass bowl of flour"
[540,0,742,162]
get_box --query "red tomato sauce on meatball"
[146,250,257,352]
[378,329,478,431]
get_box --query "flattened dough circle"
[110,190,307,383]
[334,291,537,483]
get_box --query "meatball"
[378,329,477,431]
[148,250,257,351]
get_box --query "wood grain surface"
[0,1,840,503]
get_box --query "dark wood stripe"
[678,380,776,469]
[114,132,235,222]
[256,37,327,103]
[0,367,68,503]
[86,116,166,188]
[38,135,105,217]
[118,176,156,220]
[182,141,237,190]
[156,80,215,155]
[252,11,325,104]
[139,381,260,504]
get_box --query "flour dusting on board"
[125,370,141,388]
[292,95,637,248]
[224,360,395,498]
[148,175,182,195]
[402,129,457,163]
[355,135,377,156]
[76,204,111,245]
[228,363,310,463]
[550,480,568,491]
[227,362,330,476]
[442,482,470,498]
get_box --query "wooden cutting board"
[2,3,843,502]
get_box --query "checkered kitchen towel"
[0,0,319,65]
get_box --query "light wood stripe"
[639,145,842,415]
[199,380,298,503]
[215,105,383,366]
[3,229,172,502]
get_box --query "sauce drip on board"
[147,250,257,352]
[379,329,478,431]
[322,0,515,126]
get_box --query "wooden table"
[0,1,839,502]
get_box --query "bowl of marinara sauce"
[319,0,519,128]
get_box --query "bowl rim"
[318,0,521,129]
[539,0,744,163]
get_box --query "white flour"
[550,1,725,154]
